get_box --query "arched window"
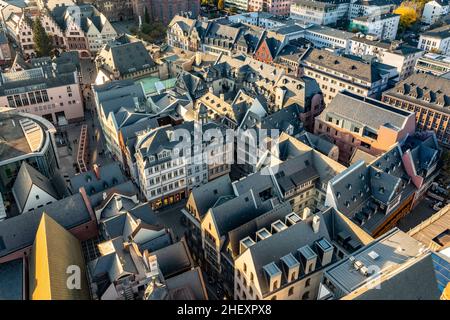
[273,280,279,290]
[290,272,296,282]
[271,295,277,300]
[243,263,247,273]
[288,287,294,296]
[305,278,311,287]
[302,291,310,300]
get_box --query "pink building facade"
[248,0,292,16]
[0,66,84,125]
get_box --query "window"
[302,291,310,300]
[243,263,247,273]
[288,287,294,296]
[305,278,311,287]
[35,195,40,200]
[273,280,279,290]
[271,295,277,300]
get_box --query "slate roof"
[0,193,92,258]
[70,163,127,196]
[422,24,450,40]
[327,141,420,233]
[227,201,293,259]
[0,258,23,300]
[12,162,59,211]
[245,213,332,296]
[98,40,156,76]
[89,237,137,282]
[302,48,386,83]
[166,267,208,300]
[383,73,450,114]
[210,191,275,237]
[298,132,336,156]
[319,91,412,131]
[151,239,193,279]
[0,31,8,45]
[188,174,233,219]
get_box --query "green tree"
[32,18,53,57]
[144,6,150,24]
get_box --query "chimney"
[102,192,107,200]
[220,93,225,100]
[301,207,311,220]
[195,51,202,66]
[312,215,320,234]
[93,164,100,180]
[115,195,122,211]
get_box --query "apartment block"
[349,13,400,41]
[349,35,424,81]
[304,25,353,52]
[325,133,440,237]
[415,52,450,76]
[320,228,441,300]
[315,91,416,164]
[300,48,396,104]
[134,121,231,209]
[382,73,450,147]
[290,0,350,26]
[248,0,292,16]
[422,0,449,25]
[0,57,84,125]
[418,24,450,55]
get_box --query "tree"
[218,0,225,10]
[32,18,53,57]
[393,5,418,30]
[144,6,150,24]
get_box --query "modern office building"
[0,108,59,195]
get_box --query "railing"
[76,124,89,173]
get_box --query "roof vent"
[368,250,379,260]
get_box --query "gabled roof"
[188,174,233,220]
[245,213,332,296]
[0,193,93,259]
[209,191,275,237]
[70,163,127,196]
[97,40,156,76]
[12,162,59,211]
[166,267,208,300]
[151,239,193,279]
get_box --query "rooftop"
[0,109,55,164]
[422,24,450,39]
[409,204,450,250]
[319,91,413,131]
[302,49,386,83]
[306,25,354,40]
[383,73,450,114]
[0,258,23,300]
[325,228,440,300]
